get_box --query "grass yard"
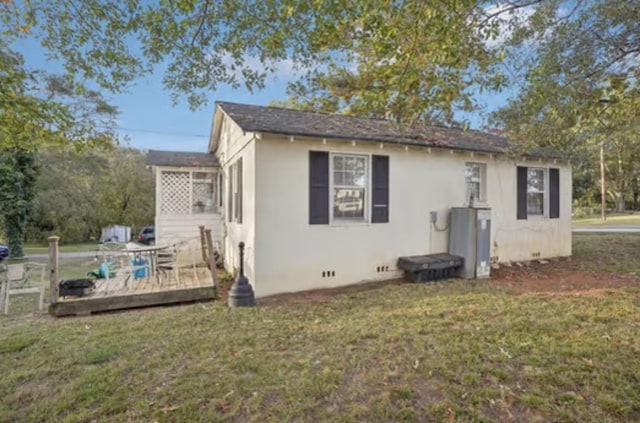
[571,233,640,274]
[2,258,98,316]
[1,234,640,422]
[573,213,640,226]
[23,242,100,255]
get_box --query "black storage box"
[59,278,95,297]
[397,253,464,282]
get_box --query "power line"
[106,125,209,138]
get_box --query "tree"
[0,148,37,257]
[490,0,640,211]
[2,0,516,125]
[0,44,117,256]
[27,145,155,243]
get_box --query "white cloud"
[218,51,307,83]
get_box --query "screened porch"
[147,150,224,249]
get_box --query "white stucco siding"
[252,136,572,297]
[487,163,572,262]
[217,117,257,286]
[155,215,223,247]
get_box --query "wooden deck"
[50,267,216,317]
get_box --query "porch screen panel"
[160,171,190,215]
[192,172,215,214]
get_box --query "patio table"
[122,244,169,279]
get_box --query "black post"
[227,242,256,307]
[239,242,245,276]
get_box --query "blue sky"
[16,37,510,153]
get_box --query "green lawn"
[571,233,640,273]
[23,242,101,255]
[573,213,640,226]
[2,235,640,422]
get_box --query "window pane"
[333,188,365,220]
[344,170,356,186]
[192,172,215,214]
[527,192,544,215]
[466,181,480,203]
[332,154,367,221]
[465,163,484,202]
[466,164,480,180]
[527,168,544,192]
[354,166,366,187]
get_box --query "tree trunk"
[615,194,626,213]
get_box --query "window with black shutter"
[371,155,389,223]
[549,168,560,219]
[517,166,528,220]
[309,151,389,224]
[309,151,330,224]
[517,166,560,220]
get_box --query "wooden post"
[199,225,208,264]
[204,229,219,291]
[48,236,60,306]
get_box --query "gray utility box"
[449,207,491,279]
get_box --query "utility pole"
[598,96,610,222]
[600,142,606,222]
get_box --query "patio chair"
[156,248,179,286]
[3,262,46,314]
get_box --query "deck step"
[397,253,464,282]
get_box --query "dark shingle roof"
[147,150,218,167]
[217,101,556,157]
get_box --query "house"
[147,101,572,297]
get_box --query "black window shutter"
[309,151,329,224]
[371,155,389,223]
[218,172,224,208]
[237,157,243,224]
[517,166,528,220]
[549,168,560,219]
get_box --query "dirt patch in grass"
[260,279,405,307]
[490,261,640,295]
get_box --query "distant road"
[27,251,97,260]
[573,226,640,233]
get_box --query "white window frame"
[526,167,548,217]
[464,162,487,205]
[329,153,370,223]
